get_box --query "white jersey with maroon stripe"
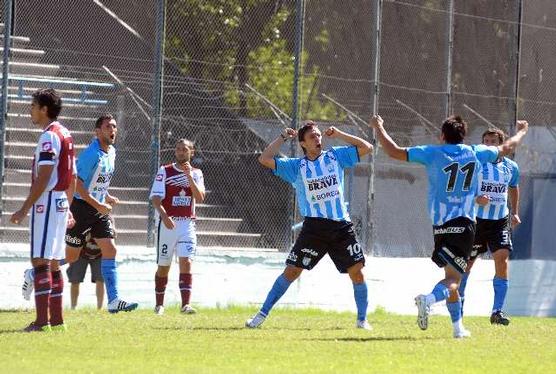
[33,121,75,191]
[149,163,204,218]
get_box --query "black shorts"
[66,257,103,283]
[286,217,365,274]
[65,199,115,248]
[431,217,476,274]
[471,216,512,260]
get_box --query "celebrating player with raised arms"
[150,139,205,315]
[246,121,373,330]
[11,89,76,332]
[459,128,521,325]
[370,114,528,338]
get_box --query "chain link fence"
[0,0,555,259]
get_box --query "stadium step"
[0,47,45,63]
[0,61,60,75]
[0,35,31,48]
[4,126,94,144]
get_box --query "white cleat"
[107,298,138,314]
[356,320,373,331]
[454,328,472,339]
[180,304,197,314]
[245,312,267,328]
[154,305,165,315]
[415,294,430,331]
[22,268,34,301]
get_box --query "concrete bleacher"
[0,23,273,250]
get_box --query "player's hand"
[475,195,490,206]
[10,209,27,225]
[511,213,521,228]
[67,211,76,229]
[162,214,176,230]
[281,128,297,141]
[97,203,112,216]
[369,115,383,129]
[516,120,528,133]
[105,195,120,206]
[183,162,193,176]
[324,126,341,138]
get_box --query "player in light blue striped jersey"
[459,128,521,325]
[246,121,373,330]
[370,115,528,338]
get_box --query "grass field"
[1,306,555,373]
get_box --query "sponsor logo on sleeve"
[55,198,68,212]
[156,174,163,181]
[41,142,52,152]
[36,205,45,213]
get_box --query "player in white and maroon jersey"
[150,139,205,315]
[10,88,76,332]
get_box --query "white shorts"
[156,218,197,266]
[30,190,69,260]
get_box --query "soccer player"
[246,121,373,329]
[458,128,520,325]
[64,114,138,313]
[150,139,205,315]
[66,230,107,310]
[10,88,76,332]
[370,114,528,338]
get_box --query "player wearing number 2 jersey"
[246,121,373,330]
[370,114,528,338]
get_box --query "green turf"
[1,306,555,373]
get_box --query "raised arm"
[258,128,297,170]
[369,115,408,161]
[324,126,373,157]
[498,120,528,157]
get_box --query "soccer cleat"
[490,310,510,326]
[23,322,51,333]
[415,294,430,330]
[245,312,266,328]
[51,324,67,332]
[453,328,471,339]
[154,305,165,315]
[180,304,196,314]
[22,268,34,301]
[107,298,138,314]
[356,320,373,331]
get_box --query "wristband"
[280,133,288,141]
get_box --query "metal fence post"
[445,0,454,118]
[147,0,166,247]
[288,0,305,250]
[367,0,382,255]
[512,0,524,134]
[0,0,14,218]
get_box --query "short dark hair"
[482,128,505,144]
[95,114,114,129]
[32,88,62,119]
[297,121,318,154]
[441,115,467,144]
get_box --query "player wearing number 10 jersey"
[246,121,373,330]
[370,114,528,338]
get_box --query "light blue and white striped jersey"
[74,138,115,204]
[274,146,359,221]
[476,157,519,220]
[407,143,498,226]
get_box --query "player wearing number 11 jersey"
[370,114,528,338]
[246,121,373,330]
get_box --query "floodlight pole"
[147,0,166,247]
[512,0,523,135]
[445,0,454,117]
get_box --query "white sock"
[452,318,464,332]
[425,294,436,306]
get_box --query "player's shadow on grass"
[0,328,26,334]
[308,336,442,342]
[152,326,246,331]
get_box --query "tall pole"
[512,0,523,135]
[287,0,305,250]
[445,0,454,118]
[0,0,14,218]
[147,0,166,247]
[367,0,382,255]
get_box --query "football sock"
[353,282,368,321]
[492,276,509,313]
[179,273,192,307]
[49,270,64,326]
[101,258,119,303]
[260,274,292,316]
[459,272,469,316]
[447,299,463,331]
[426,282,449,305]
[34,265,51,326]
[155,275,168,306]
